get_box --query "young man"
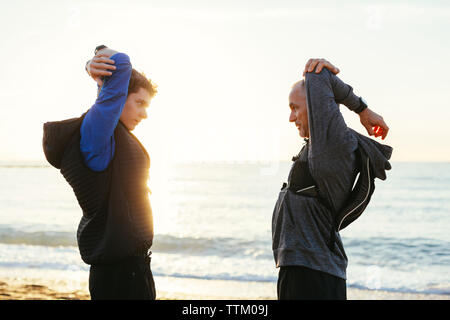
[43,45,157,299]
[272,59,392,300]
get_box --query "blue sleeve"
[80,52,132,171]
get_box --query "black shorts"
[277,265,346,300]
[89,254,156,300]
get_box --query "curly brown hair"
[128,69,157,98]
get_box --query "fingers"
[374,126,381,137]
[90,68,113,77]
[383,127,389,140]
[316,60,339,74]
[315,60,326,73]
[365,124,375,136]
[308,59,320,73]
[87,56,116,78]
[303,58,324,76]
[95,77,103,87]
[91,54,116,70]
[380,123,389,140]
[95,53,110,58]
[360,108,390,140]
[303,58,320,76]
[92,55,115,65]
[375,117,389,140]
[303,58,340,76]
[90,61,116,71]
[372,124,390,140]
[303,59,314,77]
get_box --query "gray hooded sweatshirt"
[272,68,392,280]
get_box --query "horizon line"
[1,159,449,168]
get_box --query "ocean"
[0,161,449,296]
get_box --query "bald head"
[291,79,306,96]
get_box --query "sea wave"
[0,227,271,259]
[1,225,448,268]
[346,282,450,296]
[343,236,450,268]
[0,227,76,247]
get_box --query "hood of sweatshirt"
[348,128,393,181]
[42,114,86,169]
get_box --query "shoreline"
[0,275,448,300]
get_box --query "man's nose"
[140,109,148,119]
[289,110,296,122]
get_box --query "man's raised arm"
[304,58,389,139]
[80,47,132,171]
[328,71,389,139]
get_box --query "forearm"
[329,72,364,113]
[328,71,389,138]
[80,52,132,170]
[84,52,131,137]
[305,69,356,157]
[305,69,359,209]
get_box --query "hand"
[359,108,389,140]
[95,47,118,58]
[86,53,116,86]
[303,58,340,77]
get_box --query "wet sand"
[0,275,448,300]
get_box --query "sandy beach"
[0,274,448,300]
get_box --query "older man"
[272,59,392,300]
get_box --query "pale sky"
[1,0,449,164]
